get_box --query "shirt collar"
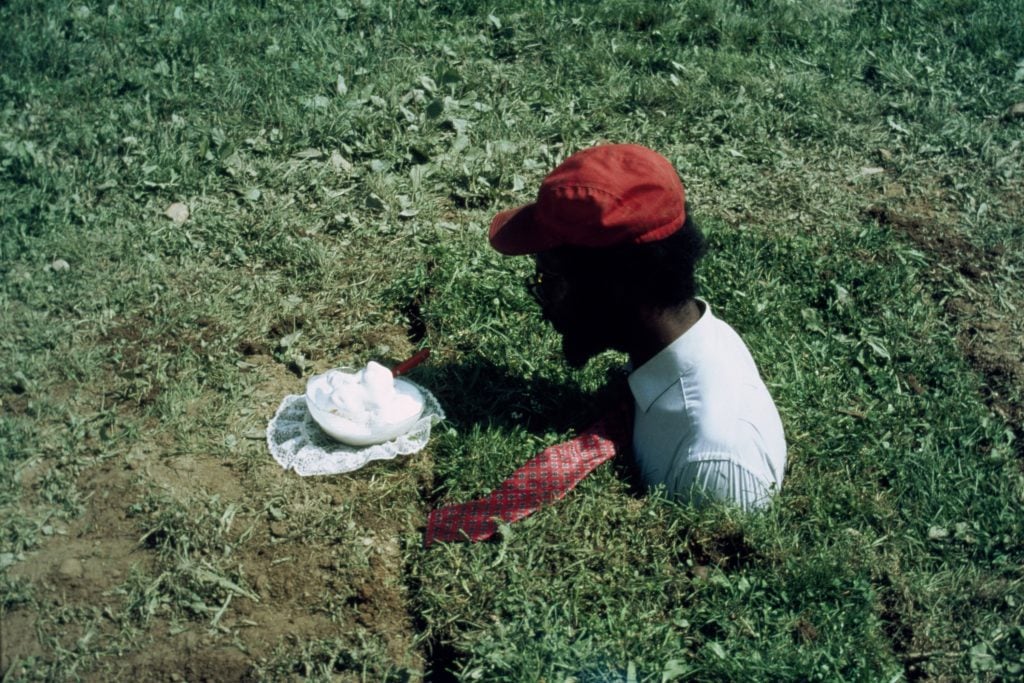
[627,299,714,412]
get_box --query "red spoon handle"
[392,348,431,377]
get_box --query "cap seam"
[542,184,626,203]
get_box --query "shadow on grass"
[413,355,635,434]
[402,358,645,680]
[408,354,647,499]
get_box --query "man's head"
[489,144,706,368]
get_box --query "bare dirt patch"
[865,203,1024,440]
[2,351,427,680]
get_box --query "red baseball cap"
[488,143,686,255]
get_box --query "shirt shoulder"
[629,303,787,500]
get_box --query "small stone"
[269,521,289,538]
[49,258,70,272]
[1004,102,1024,120]
[163,202,190,224]
[58,557,84,578]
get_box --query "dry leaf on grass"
[163,202,189,224]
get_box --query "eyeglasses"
[526,269,568,305]
[526,271,544,301]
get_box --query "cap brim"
[488,203,564,256]
[485,202,565,255]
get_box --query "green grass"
[2,0,1023,680]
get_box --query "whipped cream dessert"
[305,362,424,444]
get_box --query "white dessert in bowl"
[305,361,425,446]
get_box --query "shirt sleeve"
[673,458,773,511]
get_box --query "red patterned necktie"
[424,402,633,547]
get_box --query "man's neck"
[627,299,703,368]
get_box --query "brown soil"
[2,350,427,681]
[865,204,1024,438]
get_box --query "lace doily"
[267,381,445,476]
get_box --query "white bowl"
[305,372,425,446]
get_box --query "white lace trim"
[266,380,444,476]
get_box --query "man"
[488,143,786,510]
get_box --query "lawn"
[2,0,1023,680]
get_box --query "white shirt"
[627,301,786,509]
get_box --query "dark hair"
[554,212,706,309]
